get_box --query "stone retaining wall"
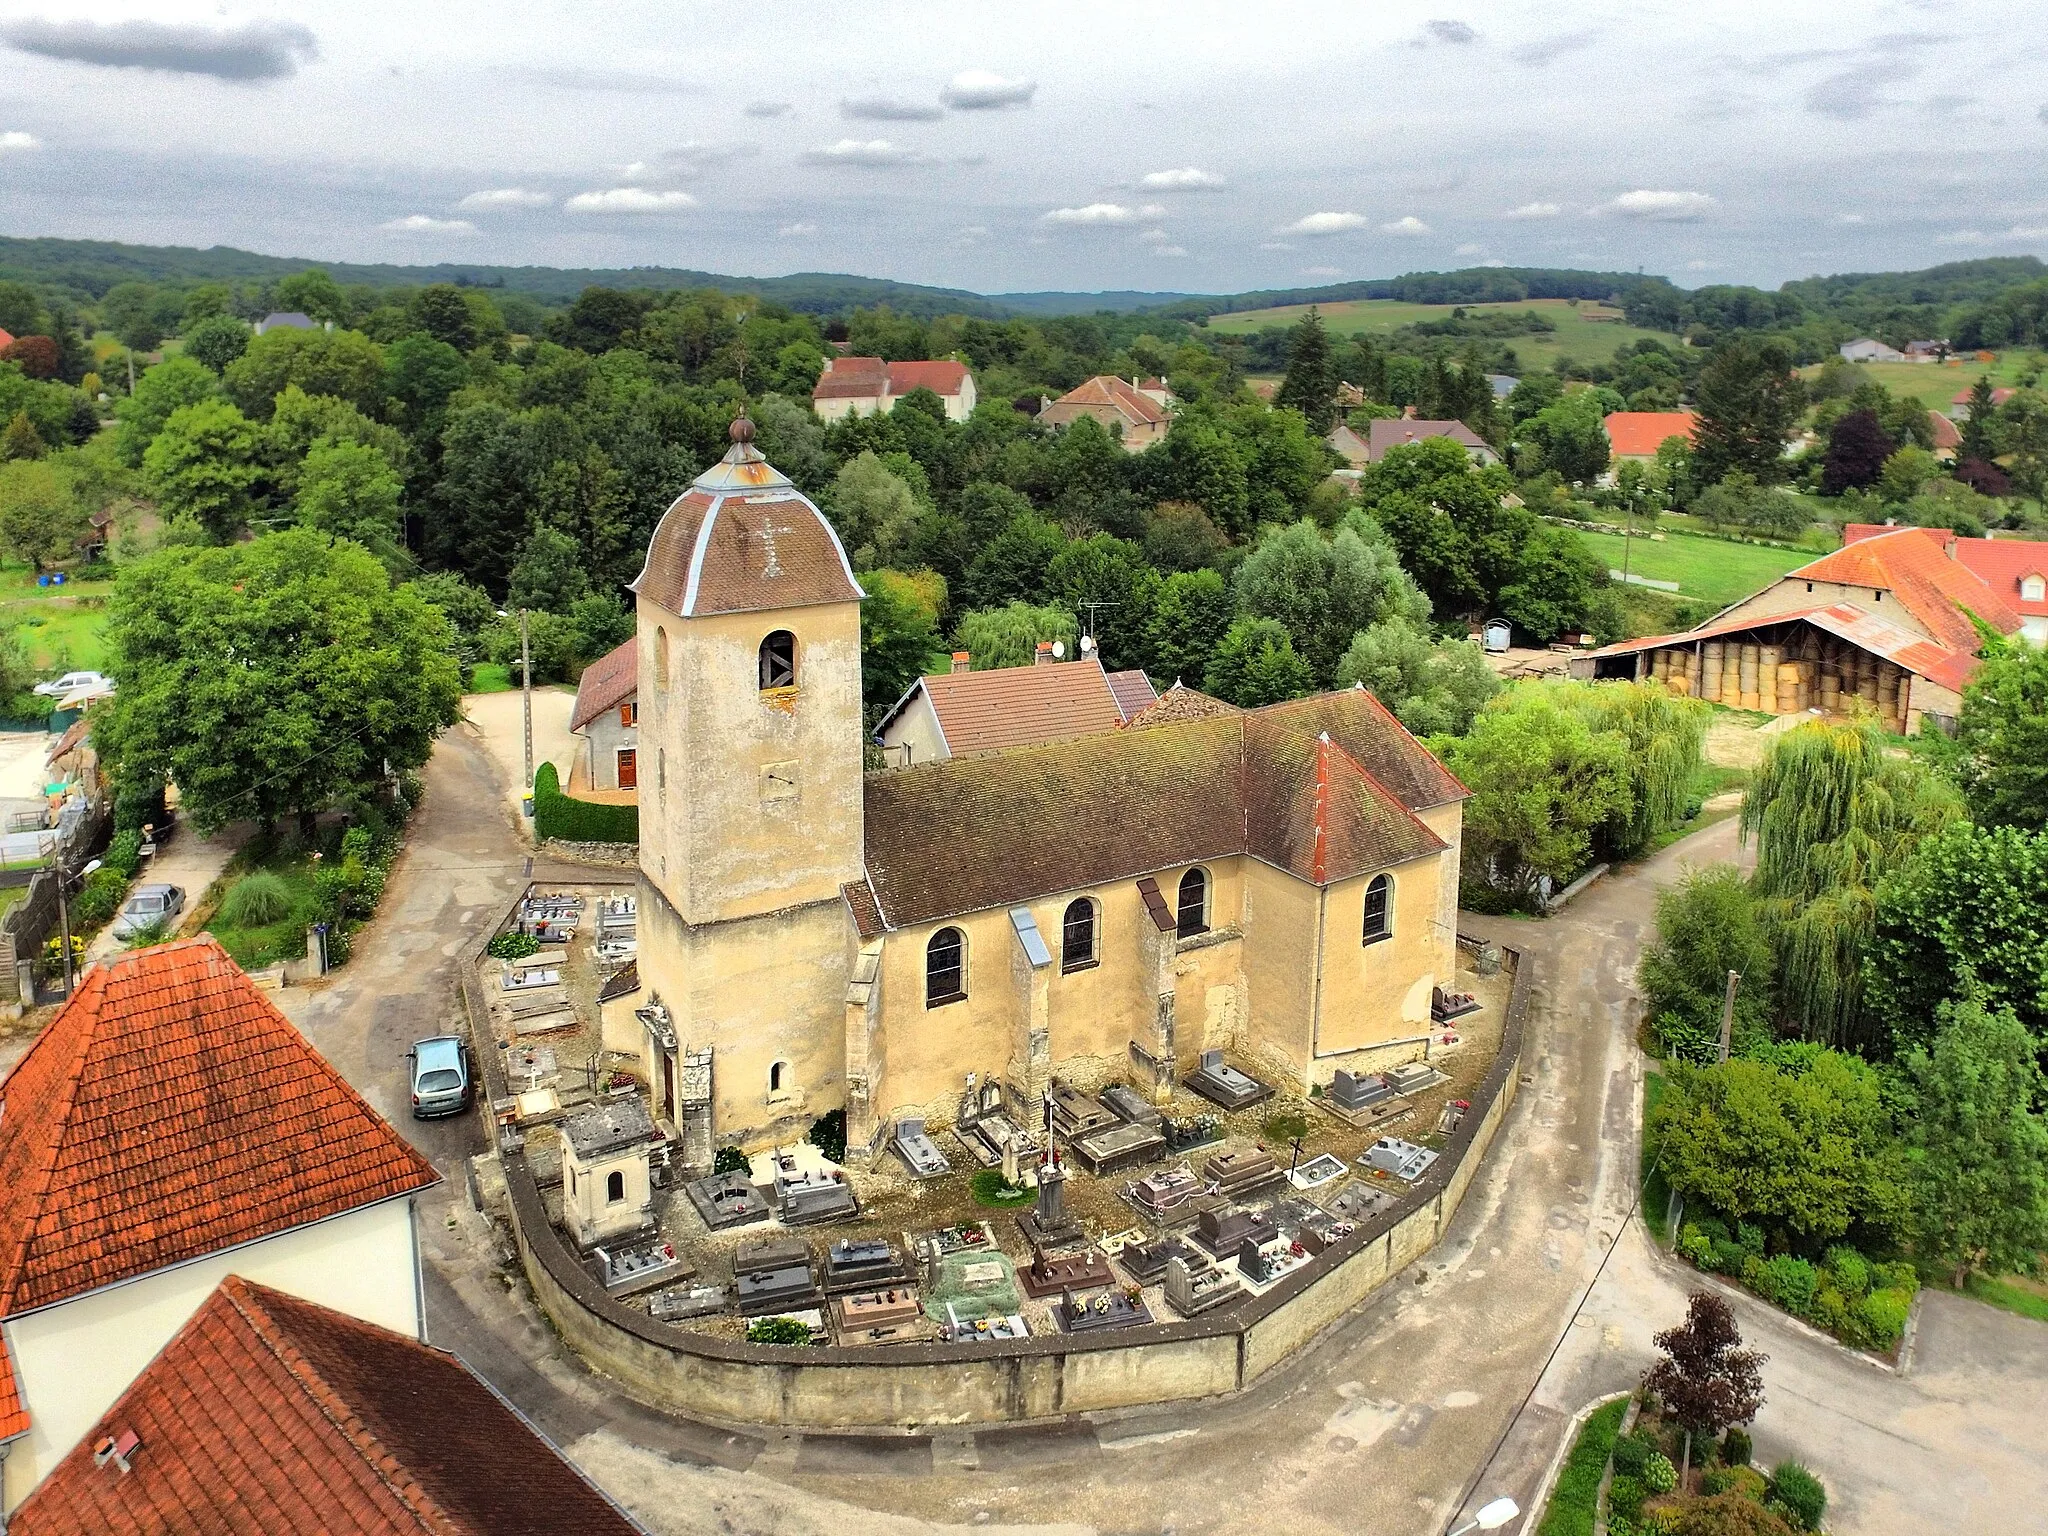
[461,887,1530,1430]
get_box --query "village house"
[0,938,439,1513]
[1364,419,1496,465]
[620,415,1468,1166]
[1326,421,1371,468]
[1951,385,2014,420]
[873,648,1157,766]
[1926,410,1962,462]
[1942,531,2048,646]
[1902,339,1949,362]
[1838,338,1905,363]
[1036,375,1174,448]
[1603,410,1698,464]
[570,636,640,794]
[811,356,977,422]
[9,1276,645,1535]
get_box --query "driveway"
[292,731,2048,1536]
[82,821,251,965]
[461,686,577,823]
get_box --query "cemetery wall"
[470,889,1531,1430]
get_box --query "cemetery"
[468,884,1529,1420]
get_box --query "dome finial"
[730,406,755,445]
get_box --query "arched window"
[926,927,966,1007]
[759,629,797,690]
[1362,874,1393,945]
[1176,868,1209,939]
[654,627,670,690]
[605,1170,625,1203]
[1061,898,1097,972]
[769,1061,787,1093]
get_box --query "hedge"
[532,761,639,845]
[1538,1397,1630,1536]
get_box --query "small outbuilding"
[560,1097,660,1250]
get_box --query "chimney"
[950,651,970,674]
[1034,641,1054,666]
[94,1430,142,1475]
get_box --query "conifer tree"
[1275,307,1339,433]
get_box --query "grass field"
[467,662,514,694]
[1802,356,2042,413]
[1575,528,1812,606]
[1208,296,1680,372]
[1957,1271,2048,1325]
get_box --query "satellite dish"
[1079,634,1095,653]
[1051,640,1066,659]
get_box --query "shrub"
[1671,1495,1798,1536]
[1721,1426,1752,1466]
[1642,1451,1677,1494]
[487,929,539,960]
[1855,1286,1912,1347]
[1872,1259,1918,1294]
[1608,1474,1648,1522]
[1710,1237,1749,1275]
[1736,1222,1765,1256]
[1809,1285,1849,1335]
[745,1316,813,1345]
[1261,1109,1311,1144]
[220,871,296,927]
[1767,1462,1826,1531]
[1740,1254,1768,1291]
[1538,1396,1627,1536]
[1822,1245,1870,1298]
[806,1108,847,1164]
[712,1146,751,1175]
[102,829,142,880]
[1678,1224,1714,1268]
[1699,1468,1734,1496]
[532,760,638,845]
[1756,1255,1818,1316]
[71,867,128,928]
[1612,1431,1655,1478]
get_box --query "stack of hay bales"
[1701,640,1725,702]
[1774,659,1802,715]
[1737,642,1762,711]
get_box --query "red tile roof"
[882,659,1129,756]
[569,638,637,732]
[812,355,887,400]
[0,938,438,1318]
[0,1333,25,1441]
[1041,375,1168,428]
[1927,410,1962,451]
[1589,602,1981,695]
[886,360,969,397]
[11,1277,644,1536]
[1603,411,1699,458]
[1103,668,1158,721]
[1789,525,2020,649]
[1952,385,2015,408]
[1366,419,1491,462]
[1948,535,2048,617]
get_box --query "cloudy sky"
[0,0,2044,296]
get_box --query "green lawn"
[1208,297,1681,372]
[1641,1069,1672,1244]
[1575,528,1812,607]
[1957,1272,2048,1324]
[204,855,322,970]
[1801,356,2043,413]
[3,599,108,673]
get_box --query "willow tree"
[1566,679,1710,858]
[1741,721,1963,1048]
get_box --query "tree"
[1639,867,1775,1063]
[1438,684,1631,902]
[1142,501,1230,573]
[1820,408,1893,495]
[963,512,1066,609]
[1900,996,2048,1287]
[1045,532,1159,670]
[295,439,404,566]
[0,336,59,380]
[505,526,589,614]
[271,269,347,324]
[1518,391,1610,483]
[93,529,462,835]
[407,284,481,352]
[859,568,944,717]
[141,399,263,542]
[1568,678,1709,858]
[223,326,385,421]
[1957,376,1999,466]
[828,450,924,570]
[1877,443,1938,505]
[1152,416,1250,537]
[113,354,218,466]
[406,571,497,661]
[1669,1496,1797,1536]
[1144,568,1234,688]
[952,601,1078,670]
[181,314,250,374]
[1693,337,1800,485]
[1643,1293,1766,1489]
[0,411,43,462]
[1234,516,1429,683]
[1741,722,1964,1047]
[1333,616,1499,736]
[1274,307,1339,433]
[381,333,468,440]
[1867,822,2048,1056]
[1203,617,1313,706]
[0,459,88,571]
[1656,1046,1903,1245]
[1949,640,2048,831]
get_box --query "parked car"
[34,670,112,699]
[109,882,185,940]
[408,1035,471,1119]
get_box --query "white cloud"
[1838,213,1866,225]
[1454,242,1485,257]
[380,214,477,235]
[1284,211,1368,236]
[564,186,698,213]
[2008,225,2048,240]
[0,130,38,151]
[801,138,925,167]
[940,69,1035,110]
[1138,227,1174,244]
[457,187,550,210]
[956,224,991,241]
[1383,215,1431,236]
[778,221,818,237]
[1599,189,1716,222]
[1141,166,1224,191]
[1935,229,1988,244]
[1042,201,1163,225]
[1149,244,1188,257]
[840,95,942,122]
[1684,259,1722,270]
[744,100,792,118]
[1302,265,1342,277]
[1504,200,1561,220]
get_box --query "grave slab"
[684,1171,771,1231]
[1182,1050,1275,1111]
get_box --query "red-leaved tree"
[1642,1291,1766,1487]
[0,335,59,380]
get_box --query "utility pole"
[520,607,534,790]
[126,346,136,397]
[1620,483,1636,589]
[1719,969,1741,1062]
[53,844,74,996]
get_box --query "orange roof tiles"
[12,1277,644,1536]
[1789,525,2020,650]
[0,937,438,1318]
[885,359,969,397]
[1927,410,1962,451]
[1947,535,2048,618]
[569,638,637,732]
[812,358,971,402]
[896,659,1129,756]
[1603,411,1698,458]
[0,1333,25,1441]
[1589,602,1981,695]
[1042,375,1169,429]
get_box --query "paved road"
[290,725,2048,1536]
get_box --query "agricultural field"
[0,561,114,675]
[1574,528,1813,607]
[1802,355,2044,413]
[1205,296,1681,372]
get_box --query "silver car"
[408,1035,471,1119]
[110,882,184,940]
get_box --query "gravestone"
[1019,1247,1114,1299]
[1203,1146,1284,1199]
[822,1237,910,1293]
[1125,1165,1204,1221]
[891,1114,950,1178]
[1362,1136,1438,1181]
[1183,1050,1275,1110]
[1119,1234,1196,1286]
[1328,1069,1393,1112]
[648,1284,727,1322]
[683,1170,769,1231]
[1054,1287,1153,1333]
[733,1237,820,1315]
[1163,1254,1240,1318]
[1017,1160,1083,1250]
[1192,1203,1276,1259]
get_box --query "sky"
[0,0,2045,297]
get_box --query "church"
[619,416,1469,1163]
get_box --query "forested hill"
[1146,267,1672,318]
